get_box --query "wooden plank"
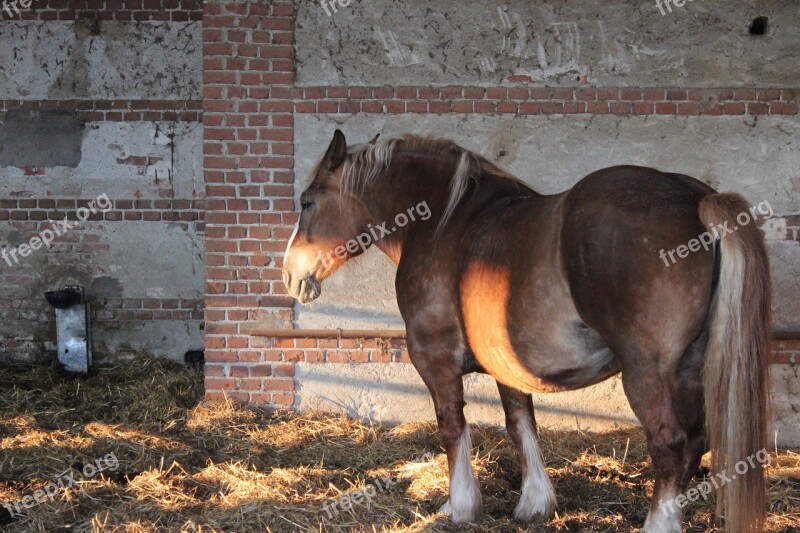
[250,328,407,338]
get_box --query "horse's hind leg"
[629,340,710,533]
[673,335,709,492]
[621,353,689,533]
[497,382,557,522]
[627,341,710,533]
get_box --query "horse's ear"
[367,133,380,145]
[323,129,347,170]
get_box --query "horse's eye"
[301,199,314,210]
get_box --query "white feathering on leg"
[513,416,557,521]
[439,427,482,523]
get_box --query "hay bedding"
[0,356,797,532]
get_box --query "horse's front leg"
[497,382,557,522]
[408,333,482,523]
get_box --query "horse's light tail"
[699,193,770,533]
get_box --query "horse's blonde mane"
[340,134,486,238]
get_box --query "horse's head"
[282,129,375,304]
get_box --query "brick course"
[0,198,206,221]
[289,86,798,116]
[0,100,203,122]
[0,0,203,21]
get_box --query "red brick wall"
[201,1,800,407]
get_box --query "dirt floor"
[0,356,797,532]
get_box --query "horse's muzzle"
[282,271,321,304]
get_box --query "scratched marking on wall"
[375,28,421,68]
[487,7,589,82]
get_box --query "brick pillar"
[203,0,297,406]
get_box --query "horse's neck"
[362,150,455,217]
[361,152,535,258]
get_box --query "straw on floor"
[0,355,797,532]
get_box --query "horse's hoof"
[512,493,557,523]
[439,499,481,523]
[642,510,683,533]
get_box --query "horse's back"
[564,165,714,212]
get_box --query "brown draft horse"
[282,130,770,533]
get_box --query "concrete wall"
[296,0,800,88]
[0,2,204,364]
[0,20,200,100]
[296,363,800,447]
[297,363,638,431]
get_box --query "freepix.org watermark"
[321,475,399,520]
[655,0,699,16]
[320,452,433,521]
[1,193,112,267]
[658,200,773,267]
[1,0,33,19]
[317,201,431,268]
[2,452,119,518]
[659,448,770,514]
[320,0,351,17]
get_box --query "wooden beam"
[250,328,407,338]
[251,329,798,341]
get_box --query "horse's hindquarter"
[460,194,618,394]
[559,166,716,364]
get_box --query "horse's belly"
[471,330,618,393]
[461,262,619,394]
